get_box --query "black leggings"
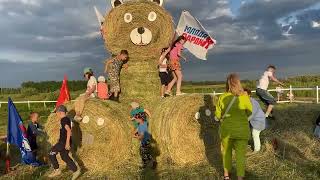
[49,143,77,172]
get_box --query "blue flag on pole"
[7,97,41,166]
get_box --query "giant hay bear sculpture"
[45,0,218,175]
[103,0,174,102]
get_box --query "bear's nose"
[138,27,145,34]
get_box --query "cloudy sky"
[0,0,320,87]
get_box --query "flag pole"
[5,142,10,173]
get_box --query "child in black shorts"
[158,48,174,98]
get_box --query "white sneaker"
[72,169,81,180]
[48,169,61,178]
[176,92,186,96]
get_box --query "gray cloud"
[0,0,320,87]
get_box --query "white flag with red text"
[176,11,217,60]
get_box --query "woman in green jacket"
[215,73,252,180]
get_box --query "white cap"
[130,102,140,109]
[98,76,106,82]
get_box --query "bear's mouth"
[130,27,152,46]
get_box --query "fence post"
[43,102,47,108]
[213,91,216,97]
[289,85,293,103]
[317,86,319,104]
[27,101,30,110]
[0,103,1,108]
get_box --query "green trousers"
[221,137,248,177]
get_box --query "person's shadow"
[140,136,160,180]
[197,95,223,176]
[67,110,87,173]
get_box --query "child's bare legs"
[224,171,230,179]
[223,171,244,180]
[74,95,89,121]
[166,72,177,94]
[160,85,166,97]
[175,70,183,94]
[265,104,274,117]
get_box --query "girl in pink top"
[166,36,187,96]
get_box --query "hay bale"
[150,94,219,167]
[103,1,174,58]
[45,99,140,173]
[119,58,161,102]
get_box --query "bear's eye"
[124,13,132,23]
[148,11,157,22]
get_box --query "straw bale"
[44,99,140,173]
[150,94,218,166]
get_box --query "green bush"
[21,87,38,96]
[45,90,60,101]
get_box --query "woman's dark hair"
[243,88,252,96]
[267,65,276,70]
[172,35,186,49]
[161,48,168,53]
[120,50,129,56]
[84,71,94,78]
[161,47,170,60]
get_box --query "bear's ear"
[150,0,164,6]
[111,0,123,8]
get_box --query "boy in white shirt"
[256,65,284,118]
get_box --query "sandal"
[164,91,172,97]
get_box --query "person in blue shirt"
[244,88,267,152]
[133,112,156,169]
[130,102,151,135]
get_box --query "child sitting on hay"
[165,35,187,96]
[158,47,175,98]
[105,50,129,102]
[130,102,151,135]
[97,76,109,100]
[133,112,156,169]
[74,68,97,122]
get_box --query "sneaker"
[73,115,83,122]
[176,92,186,96]
[48,169,61,178]
[164,92,172,97]
[71,169,81,180]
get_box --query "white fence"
[0,86,319,109]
